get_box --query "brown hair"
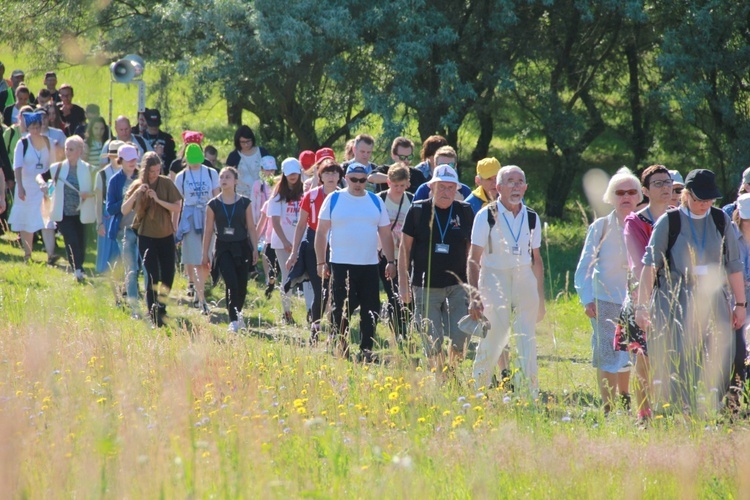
[420,135,448,162]
[391,137,414,155]
[220,166,239,180]
[640,164,670,188]
[434,145,457,161]
[317,159,344,183]
[354,133,375,147]
[387,163,410,183]
[273,169,304,202]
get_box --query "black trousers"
[138,234,176,311]
[303,227,330,326]
[330,263,380,352]
[216,248,249,322]
[57,215,86,271]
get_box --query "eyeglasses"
[397,154,413,161]
[673,187,684,195]
[503,181,527,188]
[348,177,367,184]
[615,189,639,197]
[649,179,673,188]
[239,139,253,145]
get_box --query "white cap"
[427,164,460,185]
[281,157,301,176]
[669,170,684,186]
[260,155,277,171]
[738,193,750,219]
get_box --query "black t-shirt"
[372,164,427,194]
[209,195,251,242]
[57,103,86,137]
[401,199,475,288]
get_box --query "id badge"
[36,163,45,171]
[223,227,236,236]
[512,245,522,255]
[435,243,450,254]
[694,265,708,276]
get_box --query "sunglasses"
[673,187,684,194]
[397,154,413,161]
[615,189,639,197]
[348,177,367,184]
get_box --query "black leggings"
[138,234,176,312]
[303,228,330,325]
[216,250,249,321]
[57,215,86,271]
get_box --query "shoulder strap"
[666,209,681,256]
[527,207,537,231]
[710,206,726,236]
[367,191,382,213]
[100,169,108,201]
[487,201,497,229]
[22,137,28,158]
[329,191,340,217]
[6,127,15,152]
[51,161,64,184]
[379,191,387,201]
[134,135,147,152]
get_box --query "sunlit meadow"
[1,227,750,498]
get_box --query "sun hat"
[426,164,460,185]
[457,314,490,338]
[684,169,722,200]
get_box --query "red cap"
[182,130,204,144]
[315,147,335,163]
[299,150,316,170]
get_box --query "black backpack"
[486,201,538,256]
[659,206,727,282]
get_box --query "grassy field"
[1,228,749,498]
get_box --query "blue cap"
[346,162,370,175]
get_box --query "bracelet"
[736,302,747,308]
[317,263,327,267]
[388,260,396,265]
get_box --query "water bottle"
[46,180,55,197]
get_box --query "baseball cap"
[742,167,750,186]
[11,69,24,78]
[144,108,161,127]
[281,158,302,176]
[427,164,460,185]
[315,147,335,163]
[476,158,501,179]
[669,170,684,187]
[685,169,722,200]
[44,71,57,80]
[738,193,750,219]
[118,144,139,162]
[345,162,370,175]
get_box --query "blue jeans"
[120,228,141,300]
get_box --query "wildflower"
[442,410,451,416]
[389,406,400,415]
[388,392,399,401]
[417,417,426,423]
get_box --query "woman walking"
[122,152,183,327]
[203,167,259,332]
[575,168,639,415]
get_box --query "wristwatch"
[736,302,747,308]
[388,260,396,265]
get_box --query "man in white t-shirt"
[467,165,546,396]
[315,162,397,362]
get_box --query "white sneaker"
[227,321,239,333]
[74,269,85,282]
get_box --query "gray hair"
[602,167,642,205]
[496,165,525,186]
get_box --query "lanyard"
[686,208,707,263]
[434,203,454,244]
[645,207,653,224]
[188,167,203,202]
[390,193,406,230]
[221,195,238,226]
[501,209,526,247]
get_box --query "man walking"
[467,165,546,396]
[315,162,396,362]
[399,164,475,367]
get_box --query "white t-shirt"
[319,189,390,265]
[383,192,411,249]
[175,165,219,207]
[471,203,541,270]
[236,149,262,197]
[266,194,301,249]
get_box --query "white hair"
[602,167,642,205]
[496,165,525,185]
[65,135,84,149]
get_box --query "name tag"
[512,245,522,255]
[434,243,450,254]
[694,265,708,276]
[36,163,45,171]
[223,227,235,236]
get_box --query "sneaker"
[186,284,195,297]
[47,255,60,266]
[74,270,85,283]
[264,281,275,299]
[227,321,239,333]
[200,302,210,316]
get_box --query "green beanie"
[185,143,204,165]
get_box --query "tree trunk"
[544,148,581,218]
[471,107,494,162]
[226,99,243,127]
[624,36,648,170]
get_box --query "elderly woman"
[575,167,640,414]
[635,169,746,414]
[48,136,96,281]
[122,152,183,327]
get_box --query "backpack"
[328,190,382,217]
[21,136,51,160]
[180,165,216,196]
[379,190,414,230]
[659,206,727,283]
[486,201,538,255]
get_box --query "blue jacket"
[105,169,137,241]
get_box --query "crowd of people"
[0,63,748,421]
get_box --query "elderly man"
[467,165,545,396]
[315,162,396,362]
[399,164,475,367]
[100,115,151,165]
[464,157,501,214]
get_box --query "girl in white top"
[225,126,266,198]
[267,158,304,323]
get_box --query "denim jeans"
[120,228,141,300]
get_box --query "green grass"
[1,232,749,498]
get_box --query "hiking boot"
[200,301,210,316]
[282,311,296,325]
[265,281,275,299]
